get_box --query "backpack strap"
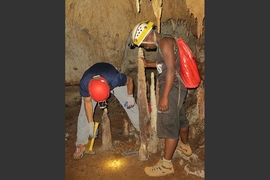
[158,33,178,57]
[175,71,185,107]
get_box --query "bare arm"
[83,96,94,122]
[140,57,156,68]
[126,76,134,95]
[159,38,176,112]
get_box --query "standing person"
[73,62,140,159]
[130,21,192,177]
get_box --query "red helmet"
[88,75,110,102]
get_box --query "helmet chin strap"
[141,31,158,47]
[153,31,158,47]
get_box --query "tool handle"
[88,122,100,151]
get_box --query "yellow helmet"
[131,21,155,46]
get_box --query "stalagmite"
[122,118,129,138]
[101,108,113,150]
[150,72,157,132]
[137,48,150,161]
[151,0,161,130]
[147,72,159,153]
[197,81,204,121]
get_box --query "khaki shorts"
[157,84,189,139]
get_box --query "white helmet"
[131,21,155,46]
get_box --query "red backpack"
[175,38,201,88]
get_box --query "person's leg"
[144,85,179,177]
[76,97,97,145]
[179,126,189,144]
[74,97,97,159]
[111,86,140,131]
[177,128,192,156]
[179,103,189,144]
[164,138,178,160]
[176,90,192,156]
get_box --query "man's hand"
[140,57,147,68]
[89,122,99,138]
[124,94,135,109]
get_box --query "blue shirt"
[79,62,127,97]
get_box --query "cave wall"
[65,0,204,84]
[65,0,205,152]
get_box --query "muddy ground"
[65,85,204,180]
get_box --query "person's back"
[156,34,186,92]
[80,62,128,97]
[73,62,140,160]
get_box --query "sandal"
[73,144,86,159]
